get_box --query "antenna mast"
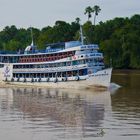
[30,27,34,46]
[80,25,84,45]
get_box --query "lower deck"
[13,68,87,79]
[1,68,112,89]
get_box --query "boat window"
[67,71,72,77]
[19,73,22,77]
[45,73,48,77]
[13,73,16,78]
[34,73,37,78]
[13,74,16,78]
[26,73,29,78]
[62,62,66,66]
[54,62,57,67]
[30,65,33,68]
[36,73,40,78]
[73,70,77,76]
[67,62,71,66]
[33,65,36,68]
[72,61,77,65]
[41,73,44,78]
[49,73,52,78]
[52,73,55,77]
[79,70,83,76]
[62,72,66,77]
[57,72,61,77]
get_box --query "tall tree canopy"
[0,14,140,69]
[84,6,93,21]
[92,5,101,25]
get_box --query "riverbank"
[113,69,140,75]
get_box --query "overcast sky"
[0,0,140,30]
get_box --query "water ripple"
[0,80,140,140]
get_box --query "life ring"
[31,78,34,82]
[23,78,26,82]
[62,77,67,81]
[54,78,58,83]
[46,77,49,82]
[75,76,79,81]
[38,78,41,82]
[17,78,20,82]
[11,78,14,82]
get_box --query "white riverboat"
[0,28,112,89]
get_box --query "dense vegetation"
[0,14,140,69]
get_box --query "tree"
[84,6,93,21]
[75,17,81,24]
[0,14,140,69]
[5,40,22,51]
[92,5,101,25]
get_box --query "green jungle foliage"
[0,14,140,69]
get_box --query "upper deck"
[0,43,99,56]
[0,41,100,64]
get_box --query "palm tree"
[75,17,81,24]
[92,5,101,25]
[84,6,93,21]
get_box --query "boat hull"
[0,68,112,89]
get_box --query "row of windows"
[0,51,75,63]
[13,58,104,69]
[19,52,74,63]
[20,51,74,58]
[13,69,87,78]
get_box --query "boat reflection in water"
[10,88,111,138]
[0,87,112,139]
